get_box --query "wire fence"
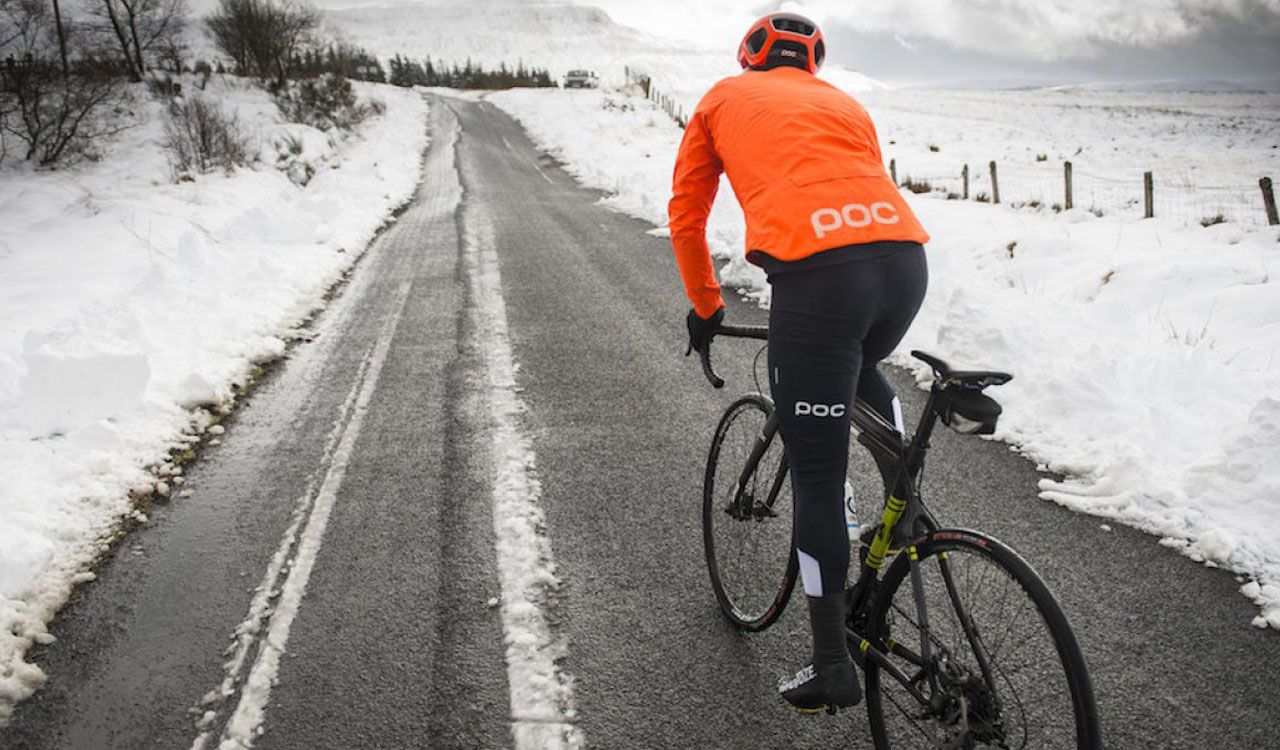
[893,157,1278,229]
[623,66,687,129]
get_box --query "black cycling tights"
[767,242,928,597]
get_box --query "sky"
[300,0,1280,88]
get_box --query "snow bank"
[0,77,428,719]
[490,85,1280,629]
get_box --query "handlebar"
[697,324,768,389]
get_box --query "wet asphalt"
[1,95,1277,750]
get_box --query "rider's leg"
[768,273,863,712]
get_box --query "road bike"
[698,323,1102,749]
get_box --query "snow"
[488,83,1280,629]
[0,76,428,721]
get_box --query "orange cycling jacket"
[669,66,930,317]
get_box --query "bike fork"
[730,413,781,514]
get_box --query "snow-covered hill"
[324,3,710,83]
[320,2,886,96]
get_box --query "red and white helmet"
[737,12,825,74]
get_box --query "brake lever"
[699,339,725,390]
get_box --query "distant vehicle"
[563,70,599,89]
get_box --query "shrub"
[162,94,253,178]
[900,176,933,194]
[1200,214,1226,228]
[928,144,939,153]
[272,73,380,132]
[146,74,182,100]
[269,126,336,185]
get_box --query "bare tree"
[206,0,317,84]
[90,0,187,81]
[1,0,135,165]
[1,57,132,163]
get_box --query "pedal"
[789,705,827,716]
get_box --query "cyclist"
[670,12,930,713]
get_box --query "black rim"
[865,531,1101,749]
[702,395,796,631]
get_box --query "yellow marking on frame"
[908,546,919,561]
[860,639,871,655]
[865,496,907,570]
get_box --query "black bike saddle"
[911,350,1013,389]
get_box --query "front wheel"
[702,394,797,631]
[864,529,1101,749]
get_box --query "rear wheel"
[702,394,797,631]
[864,529,1101,749]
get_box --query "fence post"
[1064,161,1074,210]
[1143,171,1154,219]
[962,164,969,199]
[1262,177,1279,226]
[989,161,1000,204]
[890,158,897,186]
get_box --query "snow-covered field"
[861,87,1280,228]
[0,77,427,719]
[489,84,1280,630]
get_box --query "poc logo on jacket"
[810,202,901,239]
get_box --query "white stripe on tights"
[798,548,823,597]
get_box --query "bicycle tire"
[702,394,797,632]
[864,529,1101,749]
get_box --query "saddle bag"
[938,386,1002,436]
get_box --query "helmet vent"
[745,28,768,55]
[770,15,816,37]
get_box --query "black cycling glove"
[685,306,724,355]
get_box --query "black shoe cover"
[778,592,863,712]
[778,658,861,712]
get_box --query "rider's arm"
[668,108,726,319]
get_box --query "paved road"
[2,95,1277,749]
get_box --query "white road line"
[190,279,413,750]
[462,196,581,748]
